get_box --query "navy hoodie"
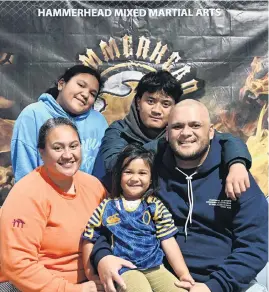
[156,135,268,292]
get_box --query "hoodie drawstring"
[176,168,197,238]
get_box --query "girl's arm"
[161,237,194,283]
[150,197,195,287]
[11,109,40,182]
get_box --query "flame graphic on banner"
[246,105,268,196]
[215,56,268,196]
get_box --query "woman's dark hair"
[111,143,159,199]
[46,65,102,99]
[38,117,81,149]
[134,70,183,103]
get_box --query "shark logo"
[79,35,204,125]
[0,52,14,66]
[95,70,147,124]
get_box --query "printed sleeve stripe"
[156,226,178,238]
[96,199,109,215]
[86,210,102,227]
[157,212,172,219]
[153,199,166,219]
[83,230,93,237]
[155,201,169,215]
[156,220,175,229]
[155,213,173,224]
[82,229,95,241]
[87,218,98,227]
[85,199,109,230]
[156,223,175,232]
[158,210,170,218]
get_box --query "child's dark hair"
[111,143,159,199]
[38,117,81,149]
[46,65,102,99]
[134,70,183,103]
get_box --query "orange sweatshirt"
[0,166,106,292]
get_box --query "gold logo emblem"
[107,213,121,225]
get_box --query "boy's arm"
[215,131,251,168]
[215,131,252,200]
[95,121,128,172]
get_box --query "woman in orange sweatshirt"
[0,117,105,292]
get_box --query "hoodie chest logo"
[206,199,232,209]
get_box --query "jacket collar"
[38,93,93,121]
[123,99,166,144]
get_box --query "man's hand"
[97,255,136,292]
[189,283,211,292]
[225,163,250,200]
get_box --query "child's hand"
[180,273,195,285]
[175,273,195,289]
[180,273,195,284]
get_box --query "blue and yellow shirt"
[82,196,178,274]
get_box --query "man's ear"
[58,78,65,91]
[165,126,169,142]
[136,98,141,111]
[209,124,214,140]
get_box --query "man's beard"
[172,140,210,161]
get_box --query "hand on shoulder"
[226,163,250,200]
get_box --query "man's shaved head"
[166,99,214,168]
[168,99,211,126]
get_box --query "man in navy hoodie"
[92,99,268,292]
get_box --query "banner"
[0,1,268,205]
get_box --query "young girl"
[82,143,194,292]
[11,65,108,182]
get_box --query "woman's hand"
[81,277,105,292]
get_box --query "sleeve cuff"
[159,228,178,241]
[205,278,224,292]
[81,235,96,243]
[91,247,112,270]
[228,158,247,169]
